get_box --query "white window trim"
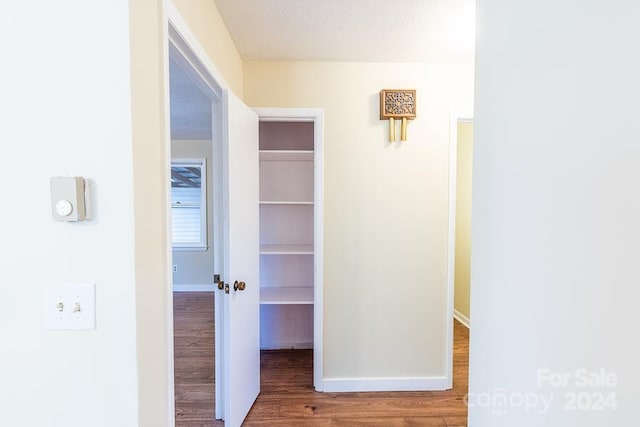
[171,158,208,251]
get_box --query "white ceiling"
[169,59,212,140]
[214,0,476,63]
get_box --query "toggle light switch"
[45,283,96,330]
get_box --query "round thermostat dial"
[55,200,73,217]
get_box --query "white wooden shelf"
[260,244,314,255]
[259,150,314,161]
[260,200,314,205]
[260,287,314,305]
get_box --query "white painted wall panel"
[470,0,639,425]
[0,2,141,426]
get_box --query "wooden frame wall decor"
[379,89,416,142]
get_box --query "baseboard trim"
[173,284,215,292]
[454,309,470,328]
[322,376,450,392]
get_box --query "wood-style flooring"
[174,292,469,426]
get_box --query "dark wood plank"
[173,292,222,427]
[173,292,469,426]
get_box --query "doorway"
[166,15,325,426]
[447,114,473,392]
[167,22,227,422]
[255,108,325,389]
[168,46,220,424]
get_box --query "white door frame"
[445,112,473,386]
[253,108,325,391]
[166,2,235,421]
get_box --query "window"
[171,159,207,251]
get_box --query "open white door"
[221,90,260,426]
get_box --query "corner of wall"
[129,0,173,425]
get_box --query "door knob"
[233,280,246,291]
[215,274,225,291]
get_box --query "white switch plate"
[45,283,96,330]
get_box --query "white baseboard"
[322,376,450,392]
[454,309,470,328]
[173,284,215,292]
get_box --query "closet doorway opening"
[255,109,325,390]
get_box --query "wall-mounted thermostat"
[50,177,87,222]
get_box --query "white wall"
[470,0,638,425]
[172,0,244,98]
[0,2,142,426]
[0,2,173,426]
[245,61,474,384]
[171,140,215,288]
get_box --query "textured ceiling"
[169,59,212,140]
[214,0,476,63]
[170,0,475,139]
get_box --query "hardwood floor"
[174,292,469,426]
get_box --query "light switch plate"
[45,283,96,330]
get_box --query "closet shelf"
[260,244,314,255]
[260,286,314,305]
[259,150,314,161]
[259,201,314,205]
